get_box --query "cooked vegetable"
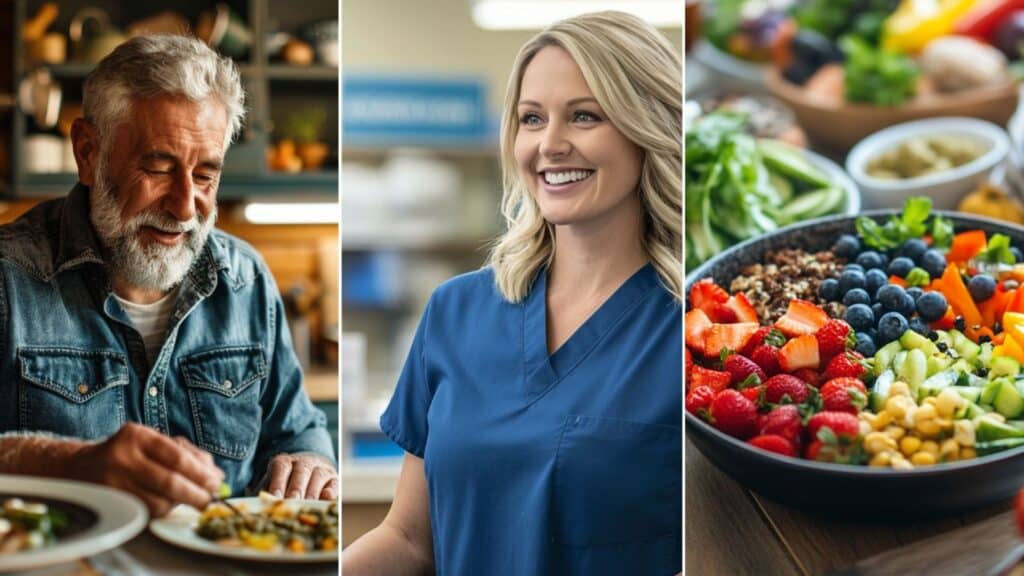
[196,494,338,553]
[0,498,67,554]
[841,36,919,106]
[866,135,987,179]
[958,183,1024,224]
[685,112,845,269]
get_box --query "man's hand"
[67,423,224,517]
[262,453,337,500]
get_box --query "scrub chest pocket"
[553,414,680,547]
[180,345,266,460]
[17,347,129,439]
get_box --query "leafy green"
[931,214,954,249]
[976,234,1016,265]
[856,197,934,250]
[905,268,930,287]
[840,35,919,106]
[685,112,843,269]
[705,0,745,49]
[792,0,897,43]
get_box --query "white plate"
[0,475,148,573]
[149,497,338,563]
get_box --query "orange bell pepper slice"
[946,230,987,263]
[980,286,1012,328]
[941,262,984,333]
[888,275,908,288]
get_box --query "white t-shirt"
[113,289,178,365]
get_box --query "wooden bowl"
[766,69,1019,155]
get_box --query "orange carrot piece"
[941,263,984,331]
[888,275,908,288]
[946,230,987,263]
[1009,288,1024,314]
[979,287,1011,328]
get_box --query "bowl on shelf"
[846,117,1010,210]
[686,211,1024,518]
[765,68,1019,154]
[692,39,770,93]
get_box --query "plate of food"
[686,197,1024,518]
[0,475,147,572]
[149,493,338,563]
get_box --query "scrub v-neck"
[522,261,659,397]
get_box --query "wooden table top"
[685,438,1016,576]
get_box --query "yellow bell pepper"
[882,0,981,54]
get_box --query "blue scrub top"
[381,263,682,575]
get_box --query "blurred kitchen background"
[340,0,682,546]
[0,0,340,455]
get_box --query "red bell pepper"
[954,0,1024,40]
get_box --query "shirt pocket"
[179,344,267,460]
[553,414,680,550]
[17,347,129,439]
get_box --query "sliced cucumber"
[977,437,1024,455]
[758,139,832,188]
[769,172,794,203]
[991,355,1021,379]
[995,378,1024,419]
[874,341,904,376]
[918,370,958,402]
[901,330,939,356]
[871,369,896,412]
[955,338,982,364]
[926,353,953,376]
[781,188,844,222]
[981,378,1003,405]
[950,386,982,403]
[903,349,928,396]
[976,417,1024,442]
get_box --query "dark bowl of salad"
[686,199,1024,518]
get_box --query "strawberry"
[685,309,712,356]
[774,299,830,337]
[1016,487,1024,537]
[763,374,810,404]
[759,404,802,449]
[704,322,760,358]
[820,377,869,414]
[724,354,766,386]
[741,326,773,356]
[792,368,821,387]
[689,365,731,392]
[685,385,716,418]
[740,385,764,405]
[805,439,824,461]
[689,279,729,313]
[750,344,782,376]
[709,302,739,323]
[822,352,866,381]
[748,434,797,457]
[815,319,853,360]
[778,334,820,373]
[806,411,860,442]
[724,293,759,323]
[709,389,759,439]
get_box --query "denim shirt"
[0,184,335,494]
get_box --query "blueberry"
[921,249,947,278]
[876,284,907,312]
[916,291,948,323]
[878,312,910,344]
[888,257,915,278]
[866,269,888,296]
[899,238,929,264]
[844,263,865,273]
[1013,247,1024,264]
[845,303,876,332]
[834,234,861,259]
[856,251,885,270]
[895,291,916,317]
[968,274,996,303]
[843,288,872,307]
[854,332,877,357]
[818,278,840,302]
[872,302,884,323]
[906,287,924,302]
[909,317,929,335]
[878,253,890,270]
[839,269,867,294]
[867,328,878,342]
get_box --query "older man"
[0,35,336,516]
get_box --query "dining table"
[14,531,338,576]
[685,437,1024,575]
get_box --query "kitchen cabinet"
[6,0,338,200]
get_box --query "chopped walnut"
[729,249,845,323]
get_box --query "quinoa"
[729,248,845,323]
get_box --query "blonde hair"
[487,11,682,303]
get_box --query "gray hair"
[83,34,245,152]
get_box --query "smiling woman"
[343,10,682,576]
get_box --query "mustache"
[125,207,212,236]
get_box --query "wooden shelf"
[266,65,338,82]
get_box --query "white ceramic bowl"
[846,117,1010,210]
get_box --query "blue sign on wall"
[343,74,492,147]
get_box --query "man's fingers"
[142,433,222,494]
[319,478,339,501]
[131,456,212,511]
[173,436,216,466]
[285,459,314,499]
[304,466,333,500]
[126,478,176,518]
[266,456,293,497]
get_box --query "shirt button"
[223,379,233,390]
[77,383,89,394]
[148,386,158,397]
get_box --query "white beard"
[88,160,217,292]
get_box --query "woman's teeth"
[544,170,593,185]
